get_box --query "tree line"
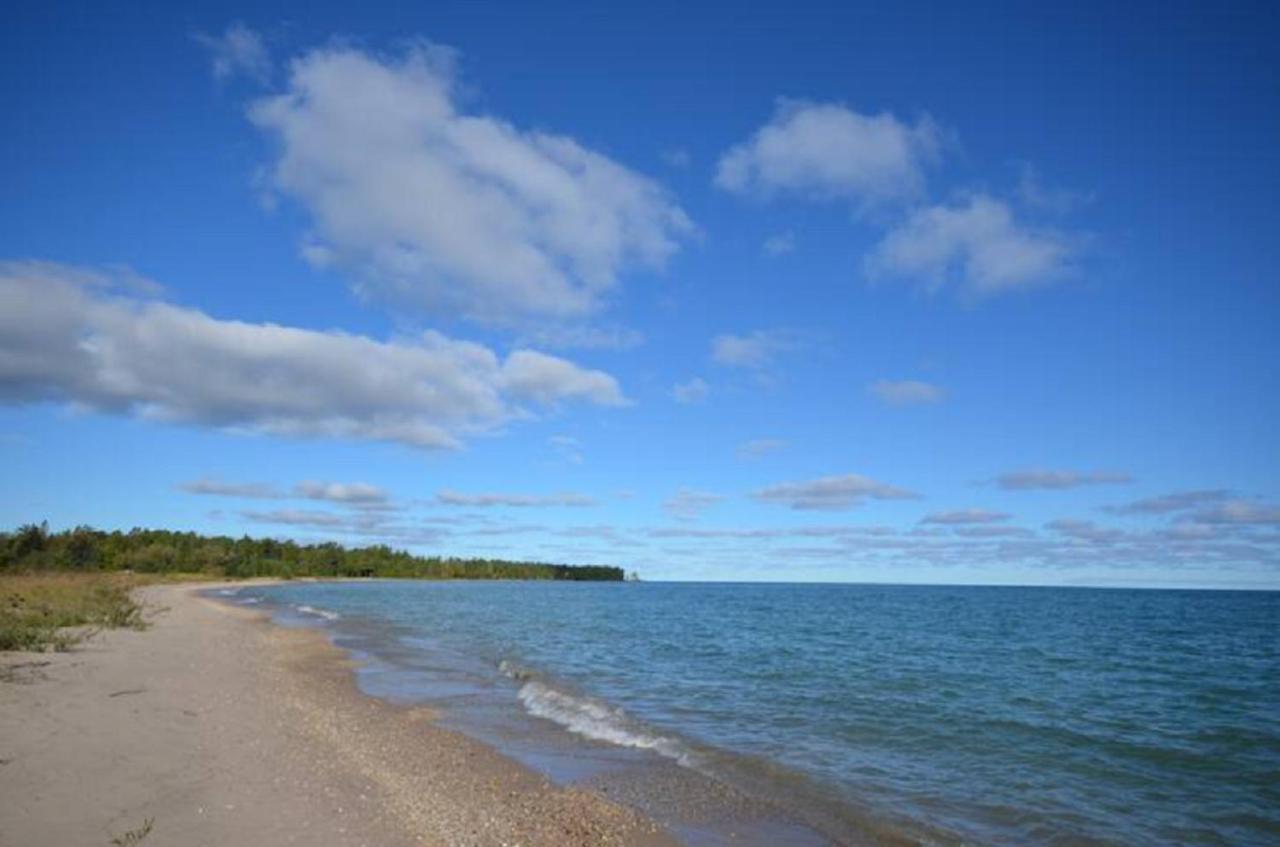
[0,522,625,582]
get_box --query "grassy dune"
[0,573,151,652]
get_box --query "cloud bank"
[0,261,623,449]
[752,473,919,510]
[995,469,1133,491]
[435,490,598,508]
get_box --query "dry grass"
[110,816,155,845]
[0,572,150,652]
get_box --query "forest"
[0,522,625,581]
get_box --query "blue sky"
[2,0,1278,586]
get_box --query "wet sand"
[0,583,675,846]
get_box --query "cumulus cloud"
[663,488,725,521]
[435,490,598,508]
[715,100,940,207]
[249,43,694,326]
[0,261,624,450]
[921,509,1011,525]
[196,22,271,84]
[869,379,946,406]
[752,473,919,510]
[672,377,709,404]
[866,194,1074,294]
[736,438,787,460]
[996,468,1133,491]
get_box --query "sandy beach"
[0,583,674,847]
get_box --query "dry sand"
[0,583,676,847]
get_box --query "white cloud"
[180,478,283,499]
[661,148,691,168]
[548,434,584,465]
[736,438,787,460]
[752,473,919,511]
[869,379,946,406]
[716,100,940,206]
[711,330,799,370]
[498,350,624,408]
[1185,500,1280,526]
[295,481,388,505]
[672,377,709,404]
[921,509,1011,525]
[0,261,624,450]
[517,324,645,351]
[1045,519,1128,543]
[249,44,694,326]
[663,488,725,521]
[1015,164,1094,214]
[240,509,446,546]
[1105,489,1232,515]
[952,525,1033,538]
[996,468,1133,491]
[196,22,271,84]
[867,194,1074,294]
[436,490,597,508]
[763,232,796,256]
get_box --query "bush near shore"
[0,521,625,652]
[1,572,147,652]
[1,522,625,581]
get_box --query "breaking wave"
[296,604,340,621]
[499,660,696,766]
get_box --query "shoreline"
[223,581,908,847]
[0,582,675,846]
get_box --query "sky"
[2,0,1278,587]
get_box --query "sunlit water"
[233,581,1280,845]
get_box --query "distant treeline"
[0,523,625,582]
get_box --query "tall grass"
[1,573,148,652]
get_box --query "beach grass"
[0,572,153,652]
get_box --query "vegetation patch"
[110,817,154,846]
[1,572,147,653]
[3,521,624,581]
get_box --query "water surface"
[230,581,1280,845]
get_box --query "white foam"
[515,678,695,766]
[296,604,340,621]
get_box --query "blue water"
[237,581,1280,846]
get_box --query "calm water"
[234,581,1280,845]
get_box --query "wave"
[296,604,340,621]
[499,660,696,766]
